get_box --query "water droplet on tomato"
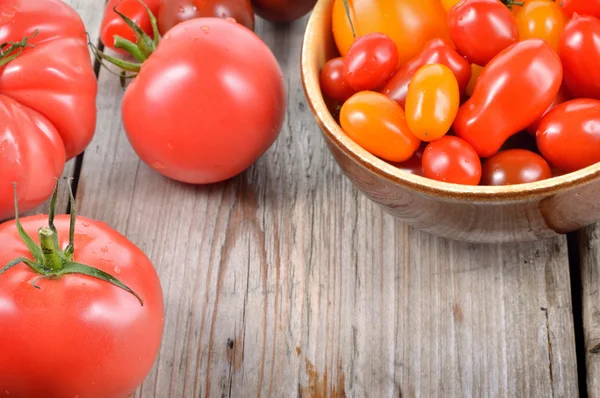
[0,140,7,154]
[178,6,184,13]
[114,266,122,274]
[151,161,166,170]
[201,26,210,34]
[82,222,90,227]
[167,143,174,150]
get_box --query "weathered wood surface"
[37,2,585,396]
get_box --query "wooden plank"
[579,226,600,397]
[74,15,580,398]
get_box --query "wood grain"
[579,225,600,397]
[69,12,582,397]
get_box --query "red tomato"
[516,0,566,51]
[481,149,552,185]
[537,99,600,172]
[320,57,356,102]
[343,33,398,91]
[560,0,600,19]
[559,15,600,100]
[332,0,451,67]
[340,91,420,162]
[405,64,460,142]
[0,201,164,397]
[453,39,562,157]
[158,0,254,35]
[251,0,317,22]
[120,18,286,184]
[448,0,519,66]
[422,136,482,185]
[101,0,163,51]
[0,0,97,219]
[526,85,571,135]
[382,38,472,109]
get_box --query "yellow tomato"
[515,0,566,51]
[441,0,461,11]
[510,0,551,16]
[466,64,484,97]
[332,0,451,67]
[405,64,460,142]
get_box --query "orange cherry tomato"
[466,64,484,97]
[405,64,460,142]
[441,0,462,11]
[332,0,451,67]
[509,0,547,16]
[516,0,566,51]
[340,92,421,162]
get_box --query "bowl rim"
[300,0,600,202]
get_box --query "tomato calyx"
[341,0,356,39]
[0,181,144,306]
[501,0,525,10]
[0,30,39,67]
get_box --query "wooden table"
[44,1,599,396]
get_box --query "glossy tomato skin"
[481,149,552,185]
[516,0,566,51]
[101,0,163,50]
[158,0,254,34]
[422,136,481,185]
[526,85,571,135]
[0,215,164,397]
[559,15,600,100]
[537,99,600,172]
[122,18,286,184]
[382,39,471,109]
[320,57,356,102]
[560,0,600,19]
[448,0,519,66]
[453,39,562,158]
[333,0,450,66]
[251,0,316,22]
[340,91,420,162]
[343,33,398,91]
[405,64,460,142]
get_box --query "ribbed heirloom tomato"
[0,0,97,220]
[158,0,255,34]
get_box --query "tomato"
[508,0,547,16]
[480,149,552,185]
[0,188,164,397]
[115,18,286,184]
[340,91,420,162]
[320,57,356,102]
[422,136,482,185]
[453,39,562,157]
[448,0,519,66]
[516,0,566,51]
[0,0,97,219]
[158,0,254,34]
[101,0,163,51]
[343,33,398,91]
[382,38,471,109]
[392,142,426,176]
[405,64,460,142]
[560,0,600,19]
[332,0,450,66]
[442,0,462,11]
[251,0,317,22]
[559,15,600,100]
[526,84,571,134]
[466,63,484,97]
[537,99,600,172]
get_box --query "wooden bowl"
[300,0,600,243]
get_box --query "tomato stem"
[501,0,524,9]
[39,228,64,272]
[342,0,356,39]
[0,30,39,67]
[115,36,147,63]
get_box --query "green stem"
[501,0,524,9]
[39,228,64,272]
[115,36,147,63]
[342,0,356,39]
[0,30,39,67]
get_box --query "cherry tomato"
[526,84,571,134]
[516,0,566,51]
[442,0,462,11]
[121,18,286,184]
[560,0,600,19]
[422,136,482,185]
[392,142,427,176]
[251,0,317,22]
[453,39,562,157]
[508,0,548,17]
[382,38,471,109]
[466,64,484,97]
[340,91,421,162]
[332,0,450,66]
[405,64,460,142]
[559,15,600,100]
[343,33,398,91]
[0,205,164,397]
[537,99,600,172]
[158,0,254,34]
[448,0,519,66]
[0,0,97,219]
[320,57,356,102]
[481,149,552,185]
[101,0,163,51]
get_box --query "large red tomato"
[0,0,97,220]
[332,0,451,67]
[0,194,164,397]
[119,18,286,184]
[158,0,254,34]
[101,0,164,51]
